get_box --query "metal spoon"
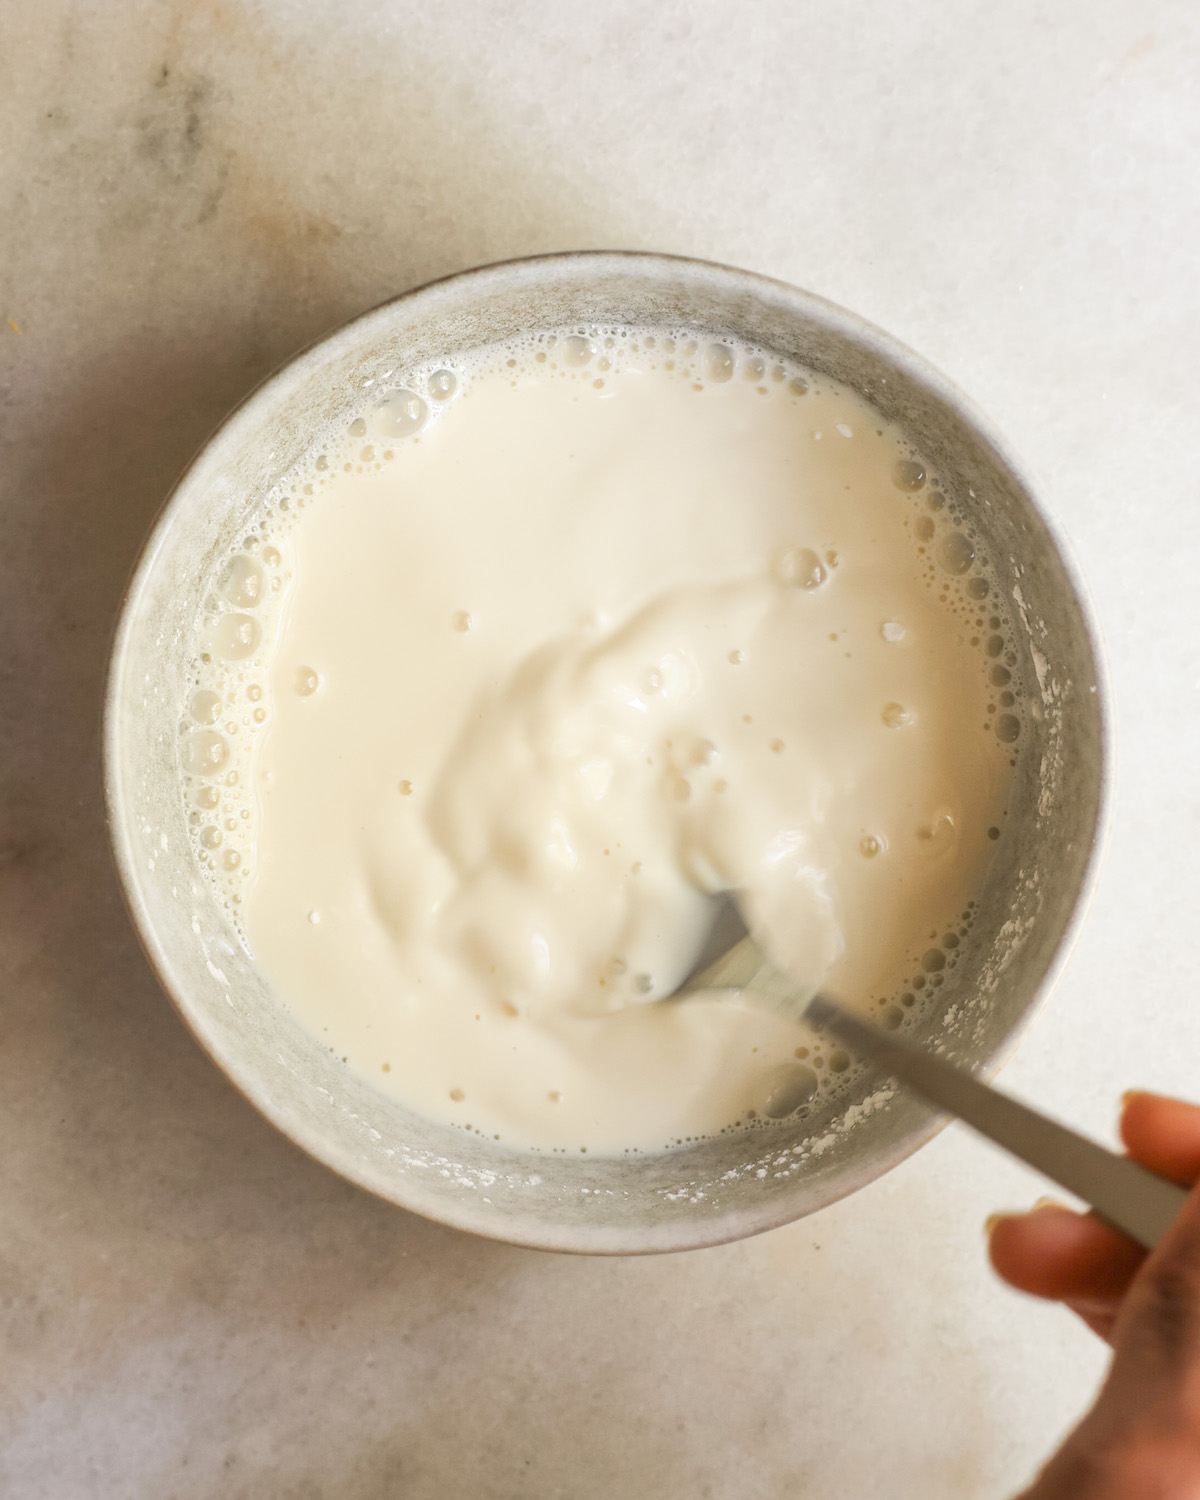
[677,896,1187,1250]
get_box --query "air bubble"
[349,417,367,438]
[779,546,827,590]
[195,785,220,810]
[789,377,809,396]
[921,948,946,973]
[702,343,735,382]
[562,335,594,367]
[936,531,975,576]
[757,1064,819,1119]
[398,780,413,796]
[372,389,428,439]
[262,546,281,568]
[452,610,472,633]
[209,614,261,662]
[966,576,989,600]
[986,634,1005,658]
[295,666,319,696]
[199,825,222,850]
[882,703,914,729]
[893,459,926,491]
[182,730,229,777]
[219,554,264,609]
[632,974,654,995]
[914,516,935,542]
[190,689,222,725]
[880,621,906,643]
[995,713,1021,743]
[221,849,241,872]
[859,835,885,857]
[916,810,956,854]
[429,369,457,401]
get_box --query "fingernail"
[1033,1195,1070,1212]
[985,1212,1011,1237]
[1121,1089,1142,1107]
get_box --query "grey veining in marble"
[3,2,1199,1495]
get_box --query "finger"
[1045,1185,1200,1494]
[1064,1295,1125,1342]
[989,1204,1146,1305]
[1120,1092,1200,1188]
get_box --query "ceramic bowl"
[105,252,1110,1253]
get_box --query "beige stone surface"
[2,1,1198,1494]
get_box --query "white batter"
[180,332,1018,1154]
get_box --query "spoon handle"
[807,995,1189,1250]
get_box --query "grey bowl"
[104,252,1110,1254]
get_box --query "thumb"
[1096,1182,1200,1423]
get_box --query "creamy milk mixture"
[180,330,1020,1155]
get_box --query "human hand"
[989,1092,1200,1498]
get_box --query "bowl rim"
[103,249,1114,1254]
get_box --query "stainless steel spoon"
[678,896,1188,1250]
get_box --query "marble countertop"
[3,2,1199,1495]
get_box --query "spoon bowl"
[678,896,1185,1252]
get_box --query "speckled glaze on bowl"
[104,252,1110,1254]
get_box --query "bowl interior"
[105,253,1107,1253]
